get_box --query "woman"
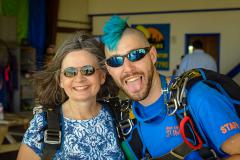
[17,32,124,160]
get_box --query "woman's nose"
[74,70,86,81]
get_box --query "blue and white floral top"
[22,105,125,160]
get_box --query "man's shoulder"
[191,80,220,92]
[187,81,219,102]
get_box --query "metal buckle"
[170,150,184,160]
[119,119,133,136]
[44,129,61,145]
[207,149,218,160]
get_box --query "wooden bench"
[0,113,31,153]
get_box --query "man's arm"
[221,133,240,159]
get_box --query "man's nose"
[122,58,135,72]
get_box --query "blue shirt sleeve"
[187,82,240,155]
[176,55,189,76]
[22,112,47,156]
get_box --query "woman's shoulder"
[97,101,117,120]
[22,109,47,156]
[28,110,47,131]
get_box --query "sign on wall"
[132,24,170,70]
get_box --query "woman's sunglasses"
[106,46,151,67]
[62,65,97,78]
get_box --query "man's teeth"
[126,76,141,83]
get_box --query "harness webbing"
[160,142,193,160]
[119,74,219,160]
[42,107,61,160]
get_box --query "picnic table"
[0,113,31,153]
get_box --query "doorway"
[185,33,220,72]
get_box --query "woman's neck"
[63,99,100,120]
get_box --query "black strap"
[160,142,193,160]
[42,107,61,160]
[198,147,218,160]
[128,128,144,159]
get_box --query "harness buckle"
[170,150,184,160]
[119,119,133,136]
[208,149,218,160]
[44,129,61,145]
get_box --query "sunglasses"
[62,65,97,77]
[106,46,151,67]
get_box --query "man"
[101,15,240,160]
[177,39,217,76]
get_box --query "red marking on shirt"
[166,126,180,137]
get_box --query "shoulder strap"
[199,68,240,100]
[160,75,168,105]
[42,106,62,160]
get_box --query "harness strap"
[160,75,168,105]
[42,107,61,160]
[159,142,193,160]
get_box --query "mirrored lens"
[106,56,124,67]
[81,65,95,76]
[128,48,148,62]
[64,67,77,77]
[106,47,150,67]
[63,65,96,77]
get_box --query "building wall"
[89,0,240,76]
[56,0,89,48]
[88,0,240,14]
[57,0,240,77]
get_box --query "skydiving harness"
[110,70,240,160]
[32,69,240,160]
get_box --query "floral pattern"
[22,105,124,160]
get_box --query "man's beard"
[117,65,154,101]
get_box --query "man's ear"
[149,46,157,64]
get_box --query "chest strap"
[158,143,217,160]
[158,142,193,160]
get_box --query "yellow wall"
[89,1,240,76]
[58,0,89,23]
[56,0,89,48]
[56,0,240,77]
[88,0,240,14]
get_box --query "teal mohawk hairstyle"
[101,15,128,51]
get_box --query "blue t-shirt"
[187,81,240,156]
[22,104,124,160]
[132,81,240,159]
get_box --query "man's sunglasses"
[62,65,97,77]
[106,46,151,67]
